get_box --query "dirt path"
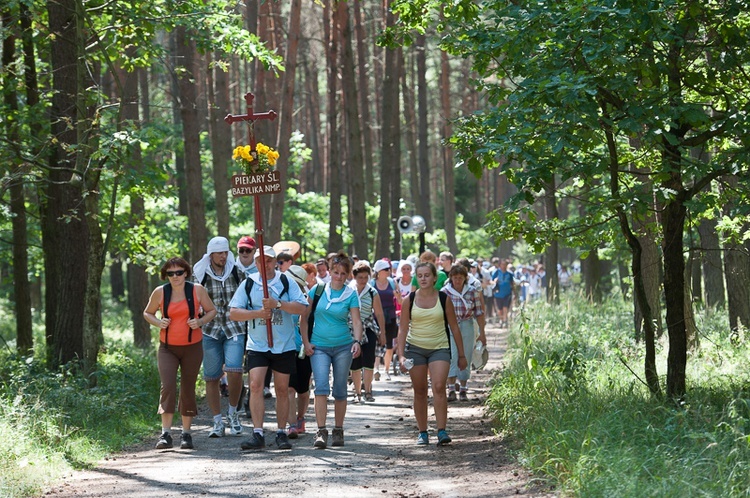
[46,323,552,498]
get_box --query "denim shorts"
[404,342,451,367]
[202,333,246,380]
[310,343,353,400]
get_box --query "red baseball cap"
[237,236,256,250]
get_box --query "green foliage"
[0,305,160,497]
[488,295,750,496]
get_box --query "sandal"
[364,392,375,402]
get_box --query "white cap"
[373,259,391,273]
[254,245,276,259]
[207,236,230,254]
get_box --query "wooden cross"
[225,92,278,346]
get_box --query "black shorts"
[289,355,312,394]
[350,329,377,370]
[244,350,297,375]
[494,295,512,310]
[385,319,398,350]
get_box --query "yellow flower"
[232,142,279,174]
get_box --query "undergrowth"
[0,301,161,498]
[487,295,750,497]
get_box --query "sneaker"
[220,383,229,397]
[332,427,345,447]
[437,429,452,446]
[296,417,306,434]
[351,393,361,404]
[180,432,194,450]
[228,411,243,435]
[374,371,381,381]
[417,432,429,446]
[263,387,273,399]
[385,373,391,381]
[288,426,299,439]
[314,428,328,449]
[276,432,292,450]
[447,390,457,402]
[364,392,375,402]
[240,431,266,450]
[459,390,468,401]
[208,419,225,438]
[155,432,173,449]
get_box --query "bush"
[488,295,750,496]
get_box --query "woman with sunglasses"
[144,257,217,450]
[300,252,364,449]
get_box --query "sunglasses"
[238,248,256,254]
[166,270,186,277]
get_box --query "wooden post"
[225,93,278,346]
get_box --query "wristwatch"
[275,300,282,309]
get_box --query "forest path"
[45,322,553,498]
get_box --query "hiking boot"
[155,432,173,449]
[313,428,328,449]
[179,432,194,450]
[331,427,345,447]
[459,390,468,402]
[417,432,429,446]
[447,390,457,402]
[263,387,273,399]
[288,426,299,439]
[228,411,243,436]
[276,432,292,450]
[208,419,225,438]
[437,429,452,446]
[240,431,266,450]
[296,417,306,434]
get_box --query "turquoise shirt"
[310,284,360,348]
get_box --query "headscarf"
[192,236,236,284]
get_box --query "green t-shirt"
[411,270,448,290]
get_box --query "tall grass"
[488,294,750,497]
[0,301,161,498]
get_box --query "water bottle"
[402,358,414,370]
[475,341,484,353]
[298,343,306,359]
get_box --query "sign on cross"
[225,92,278,346]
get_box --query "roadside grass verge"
[0,301,161,498]
[488,295,750,497]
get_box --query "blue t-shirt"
[309,283,360,348]
[228,272,308,353]
[492,269,514,298]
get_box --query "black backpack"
[306,284,326,341]
[408,290,452,356]
[162,281,196,346]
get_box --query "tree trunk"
[2,7,33,354]
[44,0,88,369]
[416,34,431,231]
[268,0,302,243]
[208,52,231,238]
[109,254,125,303]
[338,0,368,258]
[169,33,188,228]
[303,57,323,193]
[698,217,725,309]
[544,177,560,305]
[581,250,602,304]
[440,50,458,255]
[376,2,400,258]
[722,175,750,334]
[121,62,150,349]
[402,51,419,212]
[326,0,343,252]
[388,49,403,260]
[353,0,375,205]
[175,26,207,262]
[633,216,663,341]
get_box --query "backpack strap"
[307,284,326,340]
[408,290,451,357]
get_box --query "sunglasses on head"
[238,247,255,254]
[166,270,186,277]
